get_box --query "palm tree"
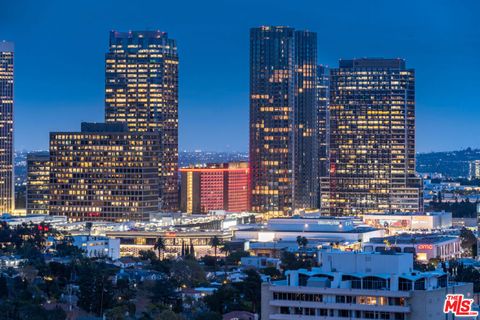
[210,236,221,258]
[301,237,308,248]
[296,236,308,248]
[296,236,303,248]
[210,236,221,273]
[154,237,166,260]
[220,241,235,256]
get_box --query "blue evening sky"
[1,0,479,152]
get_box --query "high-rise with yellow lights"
[249,26,318,218]
[321,58,422,216]
[105,31,178,211]
[49,122,160,222]
[26,152,50,214]
[0,41,14,213]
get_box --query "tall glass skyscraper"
[321,58,421,216]
[249,26,318,218]
[293,31,318,210]
[0,41,14,213]
[105,31,179,211]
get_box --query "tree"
[280,251,312,271]
[261,267,282,280]
[189,241,195,258]
[200,255,216,268]
[210,236,221,258]
[155,310,184,320]
[105,305,131,320]
[0,275,8,299]
[453,264,480,292]
[296,236,308,248]
[139,250,158,262]
[220,242,237,256]
[204,284,242,314]
[55,240,84,258]
[151,279,181,312]
[170,259,208,288]
[210,236,221,272]
[115,278,136,305]
[77,261,115,315]
[154,237,166,260]
[241,269,262,313]
[226,251,250,266]
[459,227,477,257]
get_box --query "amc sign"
[417,244,433,250]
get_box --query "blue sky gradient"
[1,0,479,152]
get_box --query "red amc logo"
[417,244,433,250]
[444,294,478,317]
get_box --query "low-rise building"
[261,250,474,320]
[240,256,281,270]
[0,214,67,226]
[363,233,462,262]
[105,230,233,258]
[70,235,120,260]
[0,256,25,269]
[235,217,383,244]
[362,212,452,234]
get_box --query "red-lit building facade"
[180,162,250,214]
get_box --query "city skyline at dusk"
[2,0,479,153]
[1,2,480,319]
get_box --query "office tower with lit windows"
[321,58,421,216]
[180,162,250,214]
[293,31,318,210]
[316,65,329,208]
[26,152,50,214]
[105,31,179,211]
[49,122,160,222]
[249,26,318,218]
[0,42,14,213]
[469,160,480,180]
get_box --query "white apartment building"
[261,250,474,320]
[71,235,120,260]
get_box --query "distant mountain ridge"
[417,148,480,177]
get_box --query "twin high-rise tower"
[249,26,319,218]
[249,26,421,217]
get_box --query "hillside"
[417,148,480,177]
